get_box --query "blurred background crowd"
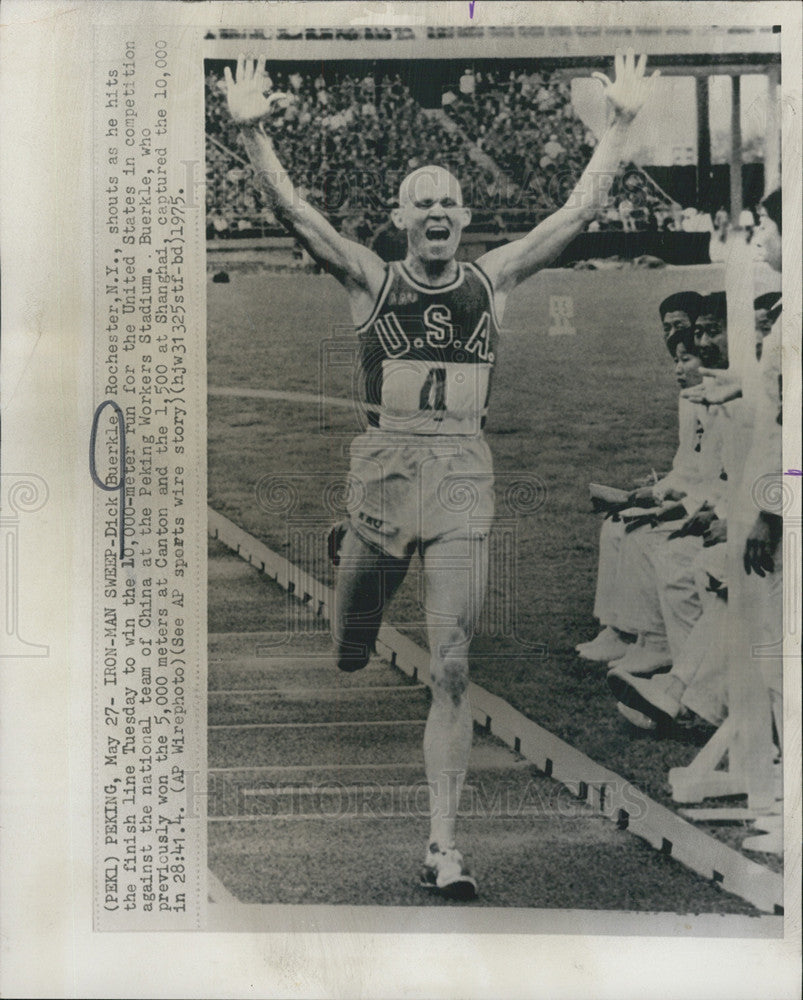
[206,64,754,248]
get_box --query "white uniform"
[651,400,735,662]
[664,311,782,724]
[732,310,783,696]
[592,395,705,632]
[677,549,729,725]
[608,399,727,644]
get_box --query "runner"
[223,49,657,899]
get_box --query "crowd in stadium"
[576,191,783,844]
[442,67,595,189]
[206,67,494,239]
[205,63,693,244]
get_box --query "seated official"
[577,291,705,664]
[600,293,732,678]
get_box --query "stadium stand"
[205,64,684,243]
[206,68,496,238]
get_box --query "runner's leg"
[421,534,489,849]
[332,525,410,671]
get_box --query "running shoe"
[419,844,478,901]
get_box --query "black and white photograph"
[204,20,789,917]
[0,2,801,997]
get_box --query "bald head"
[398,165,464,208]
[392,164,471,265]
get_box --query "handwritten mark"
[469,1,476,17]
[784,469,802,476]
[90,400,126,558]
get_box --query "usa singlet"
[356,261,501,435]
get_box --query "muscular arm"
[240,125,384,288]
[225,57,386,313]
[477,51,657,300]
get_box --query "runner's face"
[396,170,470,263]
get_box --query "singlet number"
[419,367,447,419]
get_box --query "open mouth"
[425,225,450,242]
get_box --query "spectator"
[205,63,626,239]
[605,294,733,681]
[713,206,729,242]
[544,134,565,160]
[208,210,230,238]
[738,206,756,242]
[680,208,698,232]
[618,196,636,232]
[753,291,781,362]
[577,292,706,665]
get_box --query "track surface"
[207,539,760,914]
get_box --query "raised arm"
[477,50,658,300]
[223,56,386,311]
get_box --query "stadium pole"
[695,76,711,212]
[764,64,781,195]
[730,75,743,220]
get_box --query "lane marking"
[240,782,455,798]
[208,507,785,915]
[209,630,328,638]
[208,759,527,775]
[208,630,335,640]
[208,385,353,409]
[209,685,428,696]
[209,719,425,731]
[210,762,426,774]
[208,810,599,823]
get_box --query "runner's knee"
[431,629,470,705]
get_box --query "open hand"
[592,49,659,124]
[223,55,289,125]
[681,369,742,406]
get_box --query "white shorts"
[346,430,495,559]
